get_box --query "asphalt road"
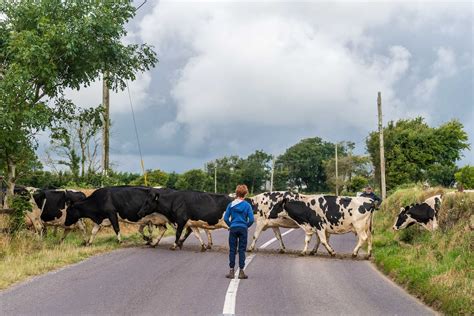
[0,227,434,315]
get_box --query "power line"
[126,80,147,186]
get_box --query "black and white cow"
[247,191,302,253]
[137,189,233,251]
[65,186,174,246]
[32,189,87,240]
[271,194,376,257]
[393,195,441,231]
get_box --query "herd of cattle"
[2,185,445,258]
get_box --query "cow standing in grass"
[393,195,442,231]
[32,189,88,241]
[65,186,174,246]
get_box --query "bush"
[7,196,31,234]
[455,165,474,189]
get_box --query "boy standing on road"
[224,184,254,279]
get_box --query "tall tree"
[0,1,157,204]
[47,106,103,178]
[238,150,272,194]
[277,137,337,192]
[206,156,242,193]
[176,169,212,191]
[366,118,469,190]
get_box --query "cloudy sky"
[43,0,473,173]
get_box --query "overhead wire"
[126,80,148,186]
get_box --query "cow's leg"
[190,227,207,252]
[178,226,193,248]
[87,223,102,246]
[366,229,373,259]
[138,223,151,244]
[205,229,213,249]
[272,227,286,253]
[108,213,122,243]
[316,229,335,256]
[76,219,88,242]
[352,230,369,258]
[171,222,186,250]
[60,227,71,242]
[52,226,58,237]
[150,225,167,247]
[248,219,266,252]
[300,232,313,256]
[311,231,329,255]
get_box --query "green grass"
[0,224,173,290]
[372,186,473,315]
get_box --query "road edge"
[368,260,439,315]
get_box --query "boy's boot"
[238,269,248,279]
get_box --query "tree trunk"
[5,157,16,208]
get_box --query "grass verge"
[372,186,473,315]
[0,223,173,290]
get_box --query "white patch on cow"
[248,191,301,252]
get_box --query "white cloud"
[414,47,458,102]
[65,72,152,113]
[140,1,416,150]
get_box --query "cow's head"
[138,190,160,218]
[64,202,81,227]
[244,197,258,214]
[393,206,416,230]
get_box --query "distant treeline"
[7,117,472,194]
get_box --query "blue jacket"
[224,199,254,229]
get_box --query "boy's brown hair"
[235,184,249,198]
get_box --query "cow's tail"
[369,206,375,234]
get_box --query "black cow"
[32,189,87,240]
[65,186,175,246]
[393,195,441,231]
[137,190,233,251]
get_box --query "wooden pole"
[335,143,339,196]
[102,76,110,176]
[378,92,387,199]
[214,161,217,193]
[270,156,275,191]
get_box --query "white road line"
[222,229,295,315]
[259,229,295,249]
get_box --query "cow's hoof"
[200,246,207,252]
[150,243,158,248]
[298,252,307,257]
[365,253,372,260]
[169,245,177,251]
[330,252,336,257]
[206,244,212,250]
[278,249,285,254]
[142,236,151,241]
[351,253,357,258]
[310,251,317,256]
[247,248,254,253]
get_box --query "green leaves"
[0,1,157,189]
[366,117,469,190]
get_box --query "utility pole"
[378,92,387,200]
[335,143,339,196]
[270,156,275,191]
[214,161,217,193]
[102,76,110,176]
